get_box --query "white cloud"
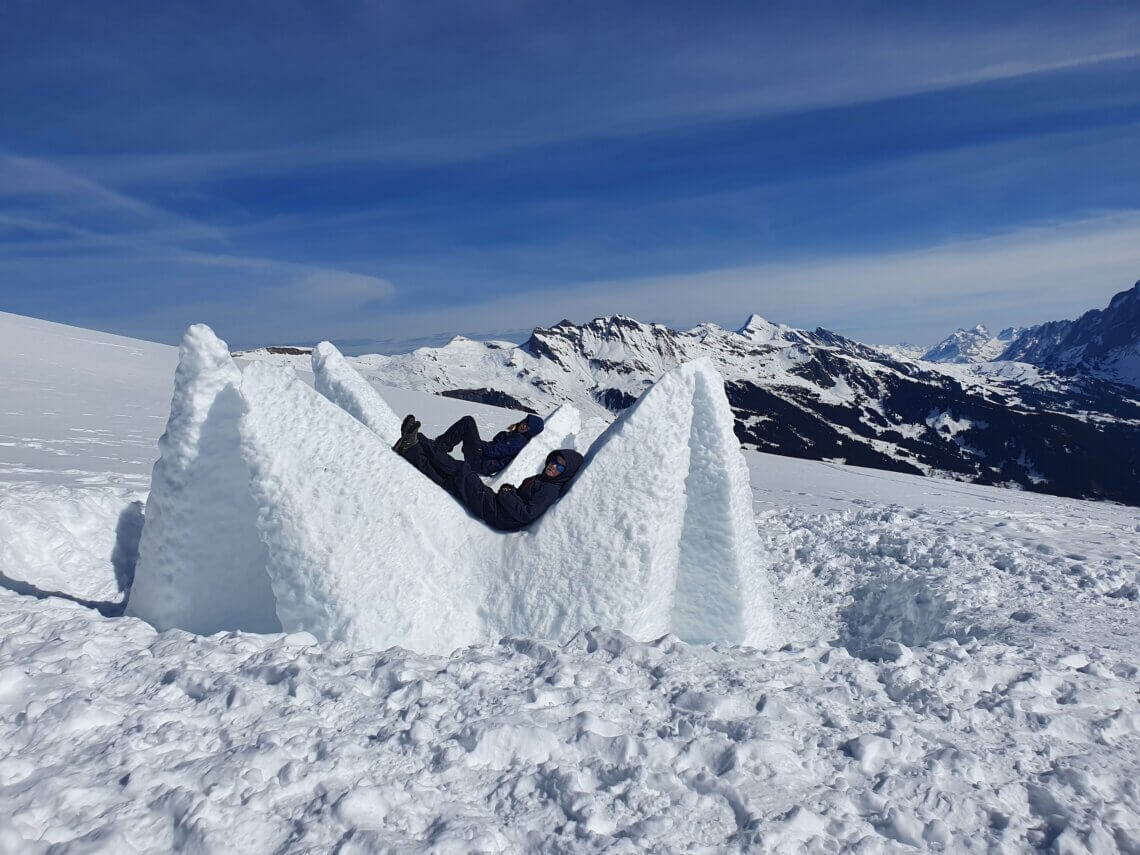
[281,270,395,309]
[0,153,225,243]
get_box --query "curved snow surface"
[127,326,775,653]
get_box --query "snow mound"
[0,483,142,606]
[128,325,775,654]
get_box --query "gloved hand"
[498,483,516,494]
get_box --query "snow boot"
[393,415,421,454]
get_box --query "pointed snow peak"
[687,321,729,341]
[923,324,1005,363]
[737,314,783,342]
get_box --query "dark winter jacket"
[478,413,545,476]
[452,448,583,531]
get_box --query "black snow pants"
[428,415,484,471]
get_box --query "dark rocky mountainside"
[999,281,1140,386]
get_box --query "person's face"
[544,456,567,478]
[515,420,529,433]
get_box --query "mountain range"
[238,281,1140,505]
[923,281,1140,387]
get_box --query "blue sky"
[1,0,1139,351]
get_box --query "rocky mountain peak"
[922,325,1003,364]
[737,314,784,343]
[999,280,1140,385]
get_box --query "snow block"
[129,325,775,654]
[126,325,281,635]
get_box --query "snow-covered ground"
[1,311,1138,853]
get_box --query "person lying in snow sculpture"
[392,414,583,531]
[395,412,544,477]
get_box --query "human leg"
[399,435,460,488]
[431,415,484,468]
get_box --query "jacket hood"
[524,414,545,435]
[543,449,583,484]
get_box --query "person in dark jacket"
[397,436,583,531]
[395,413,544,476]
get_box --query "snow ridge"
[311,340,402,445]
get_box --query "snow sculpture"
[126,325,280,634]
[129,325,775,654]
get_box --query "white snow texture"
[127,326,773,654]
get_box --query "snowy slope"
[1,312,1139,853]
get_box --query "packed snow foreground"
[126,325,776,654]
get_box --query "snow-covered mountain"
[922,324,1023,363]
[999,280,1140,387]
[239,310,1140,505]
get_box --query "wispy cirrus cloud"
[7,3,1138,185]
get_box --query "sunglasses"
[550,458,566,473]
